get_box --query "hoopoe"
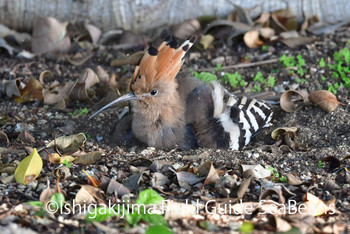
[89,35,273,150]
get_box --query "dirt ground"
[0,27,350,233]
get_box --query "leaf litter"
[0,4,350,233]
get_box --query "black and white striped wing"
[211,83,273,150]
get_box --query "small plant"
[83,132,91,139]
[319,58,326,68]
[251,83,261,93]
[214,63,223,71]
[222,71,246,88]
[280,54,296,68]
[328,47,350,89]
[295,77,307,84]
[69,107,89,117]
[194,72,217,83]
[63,159,72,168]
[240,222,254,234]
[253,71,265,84]
[321,76,326,81]
[267,76,276,87]
[86,189,172,233]
[318,160,324,168]
[328,82,340,94]
[262,45,269,52]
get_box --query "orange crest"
[130,35,196,92]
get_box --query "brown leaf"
[106,179,130,197]
[172,19,201,39]
[271,127,297,140]
[111,51,144,67]
[268,216,292,232]
[66,51,94,66]
[303,192,335,216]
[280,37,315,48]
[243,30,264,48]
[271,7,298,32]
[45,133,86,154]
[84,24,102,45]
[75,185,105,205]
[259,27,275,39]
[17,130,35,144]
[174,171,205,190]
[0,79,21,97]
[0,130,9,147]
[197,161,220,185]
[280,90,308,112]
[52,165,71,180]
[42,80,75,106]
[285,173,303,186]
[74,151,103,165]
[31,16,71,54]
[309,90,343,112]
[164,201,197,220]
[14,78,43,103]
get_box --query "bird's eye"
[150,89,158,95]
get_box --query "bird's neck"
[131,87,186,149]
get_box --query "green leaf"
[146,225,173,234]
[319,58,326,68]
[194,72,217,83]
[15,148,43,185]
[27,201,44,207]
[49,193,65,211]
[142,214,167,226]
[86,206,118,223]
[136,189,164,205]
[240,222,254,234]
[125,212,143,226]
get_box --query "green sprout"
[319,58,326,68]
[267,76,276,87]
[214,63,223,71]
[63,160,72,168]
[194,72,217,83]
[222,71,246,88]
[318,160,324,168]
[262,45,269,52]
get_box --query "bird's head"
[89,35,196,119]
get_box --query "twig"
[198,58,279,71]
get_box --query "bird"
[89,35,273,150]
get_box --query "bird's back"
[177,73,273,150]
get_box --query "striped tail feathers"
[211,83,273,150]
[130,35,196,92]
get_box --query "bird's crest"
[130,35,196,92]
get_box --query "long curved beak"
[88,92,139,120]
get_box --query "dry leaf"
[309,90,343,112]
[268,216,292,232]
[83,169,101,187]
[175,171,205,190]
[111,51,144,67]
[31,16,71,54]
[14,78,43,103]
[17,130,35,144]
[280,90,308,112]
[14,148,43,185]
[164,201,197,220]
[0,130,9,146]
[259,27,275,39]
[280,37,315,48]
[172,19,200,39]
[271,127,297,140]
[244,30,264,48]
[75,185,105,205]
[285,173,303,186]
[52,165,71,180]
[106,179,130,197]
[199,34,215,50]
[241,164,271,178]
[42,80,75,106]
[304,192,335,216]
[271,7,298,32]
[45,133,86,154]
[66,51,94,66]
[84,24,102,45]
[0,79,21,97]
[197,161,220,185]
[74,151,103,165]
[40,180,57,203]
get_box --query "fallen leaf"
[268,215,292,232]
[271,7,298,32]
[83,169,101,187]
[244,30,264,48]
[75,185,105,205]
[303,192,335,216]
[106,179,130,197]
[197,161,220,185]
[74,151,103,165]
[84,24,102,45]
[309,90,343,112]
[271,127,298,140]
[42,80,75,106]
[0,130,9,146]
[285,173,303,186]
[14,78,43,103]
[45,133,86,154]
[17,130,35,144]
[280,37,315,48]
[199,34,215,50]
[110,51,144,66]
[280,90,308,112]
[241,164,271,178]
[151,172,170,188]
[14,148,43,185]
[172,19,201,39]
[259,27,275,39]
[66,51,94,66]
[40,180,57,203]
[52,165,71,180]
[164,200,197,220]
[0,79,21,97]
[174,171,205,190]
[31,16,71,54]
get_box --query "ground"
[0,27,350,233]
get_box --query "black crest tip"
[168,39,179,49]
[182,44,189,52]
[148,46,158,56]
[189,35,197,43]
